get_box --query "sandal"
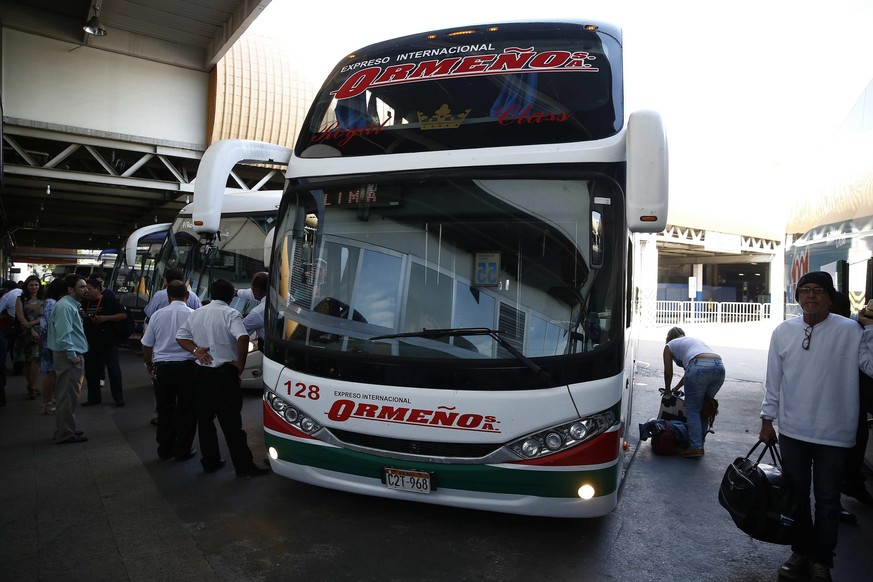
[27,387,36,400]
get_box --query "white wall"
[2,29,209,146]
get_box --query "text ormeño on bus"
[332,47,599,100]
[327,399,502,433]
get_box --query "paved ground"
[1,322,871,581]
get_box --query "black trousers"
[154,360,197,458]
[844,378,873,487]
[84,343,123,403]
[0,331,6,406]
[194,364,255,473]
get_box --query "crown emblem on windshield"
[417,104,471,130]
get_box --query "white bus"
[150,139,291,388]
[149,191,281,388]
[262,21,668,517]
[785,108,873,315]
[107,222,171,338]
[786,215,873,316]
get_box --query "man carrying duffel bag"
[760,271,873,582]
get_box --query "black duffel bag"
[717,440,798,545]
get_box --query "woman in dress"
[14,275,45,400]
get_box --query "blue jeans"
[779,434,847,568]
[683,357,724,449]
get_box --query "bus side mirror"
[626,110,668,233]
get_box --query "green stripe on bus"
[265,432,619,498]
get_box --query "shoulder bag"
[114,305,135,341]
[11,295,26,335]
[717,440,798,545]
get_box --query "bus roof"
[123,222,172,267]
[343,19,621,55]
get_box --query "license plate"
[383,468,433,494]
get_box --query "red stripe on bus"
[513,430,620,466]
[263,401,316,439]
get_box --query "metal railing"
[655,301,772,324]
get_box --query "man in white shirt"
[144,267,202,319]
[141,281,197,462]
[0,281,23,374]
[241,272,268,349]
[176,278,269,478]
[0,281,22,316]
[761,271,873,582]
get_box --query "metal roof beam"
[3,165,188,191]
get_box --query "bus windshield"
[109,239,162,317]
[152,213,275,300]
[270,171,622,385]
[296,21,622,157]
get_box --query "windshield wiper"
[370,327,552,383]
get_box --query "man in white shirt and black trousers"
[761,271,873,582]
[176,278,269,477]
[141,281,197,462]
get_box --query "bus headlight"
[506,411,615,460]
[569,422,588,440]
[521,439,541,457]
[265,392,321,434]
[544,432,563,450]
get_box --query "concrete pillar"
[692,263,703,301]
[636,234,660,326]
[769,240,785,321]
[0,249,9,281]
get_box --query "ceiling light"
[84,16,106,36]
[84,3,107,37]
